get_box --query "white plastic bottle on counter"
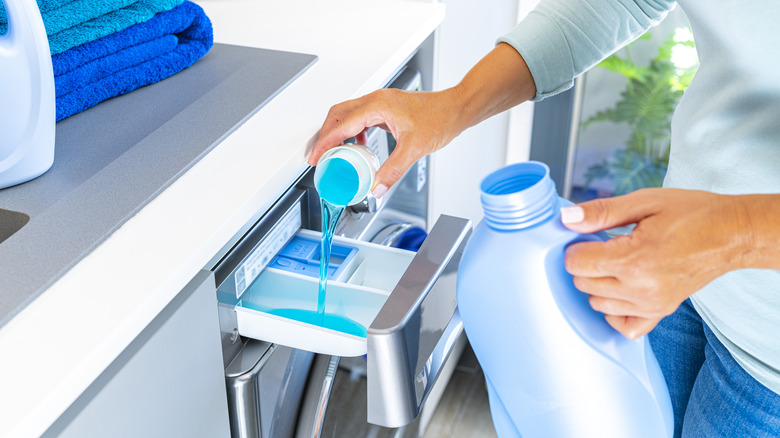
[0,0,56,189]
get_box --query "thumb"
[371,147,419,198]
[560,190,657,234]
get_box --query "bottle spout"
[480,161,559,230]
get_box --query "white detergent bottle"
[0,0,55,189]
[457,161,673,437]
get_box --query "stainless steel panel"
[367,215,472,427]
[225,341,274,438]
[294,355,341,438]
[225,340,315,438]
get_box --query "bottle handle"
[545,225,654,370]
[2,0,33,42]
[545,232,619,340]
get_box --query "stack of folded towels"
[0,0,213,120]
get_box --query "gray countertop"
[0,43,316,328]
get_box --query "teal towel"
[0,0,184,55]
[52,1,212,120]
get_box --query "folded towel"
[52,1,213,120]
[0,0,183,55]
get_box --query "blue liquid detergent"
[269,308,367,338]
[316,158,361,331]
[318,198,346,318]
[317,158,361,206]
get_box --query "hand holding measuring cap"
[309,87,465,198]
[309,43,537,198]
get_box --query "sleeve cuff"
[497,0,674,102]
[497,10,577,102]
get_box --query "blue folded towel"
[0,0,183,55]
[52,1,213,120]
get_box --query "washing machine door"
[371,221,428,251]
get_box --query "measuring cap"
[314,144,380,206]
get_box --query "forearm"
[448,43,537,133]
[736,194,780,270]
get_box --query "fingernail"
[372,183,388,199]
[560,206,584,224]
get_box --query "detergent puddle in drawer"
[235,229,416,357]
[257,233,363,336]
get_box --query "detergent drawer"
[226,213,470,428]
[235,212,469,350]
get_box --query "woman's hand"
[308,87,466,197]
[561,188,762,339]
[308,43,538,197]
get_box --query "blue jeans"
[648,299,780,437]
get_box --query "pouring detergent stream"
[309,144,380,337]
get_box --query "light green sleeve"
[498,0,676,101]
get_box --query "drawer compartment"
[234,212,469,359]
[235,228,419,357]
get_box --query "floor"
[422,344,497,438]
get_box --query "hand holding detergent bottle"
[457,161,673,437]
[0,0,56,189]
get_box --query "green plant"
[582,28,698,196]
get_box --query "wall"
[427,0,521,226]
[505,0,540,165]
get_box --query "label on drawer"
[235,203,302,299]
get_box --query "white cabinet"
[427,0,535,226]
[42,272,231,438]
